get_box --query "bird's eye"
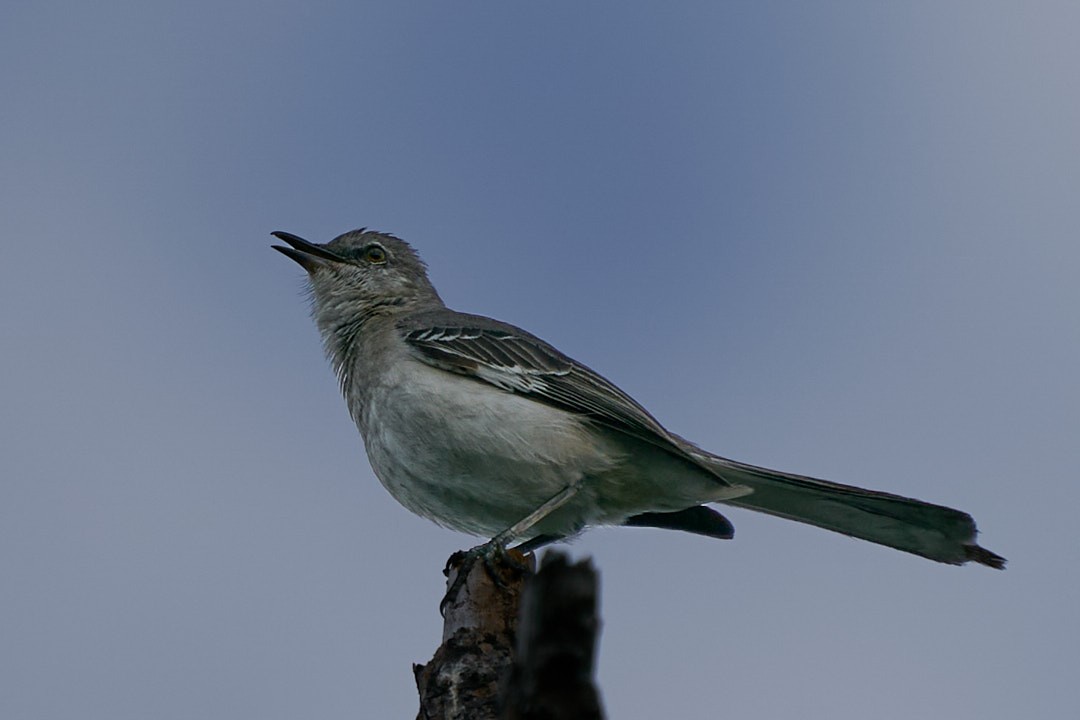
[363,245,387,264]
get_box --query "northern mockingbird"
[272,228,1004,571]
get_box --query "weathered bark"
[414,550,532,720]
[414,550,604,720]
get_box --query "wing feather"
[398,311,681,451]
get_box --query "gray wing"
[398,310,683,453]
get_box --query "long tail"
[702,455,1005,568]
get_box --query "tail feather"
[703,456,1005,569]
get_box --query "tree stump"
[414,550,604,720]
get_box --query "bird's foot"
[440,540,533,616]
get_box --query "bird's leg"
[492,481,581,547]
[441,482,581,614]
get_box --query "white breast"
[356,358,622,537]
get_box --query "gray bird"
[272,228,1004,571]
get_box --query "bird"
[272,227,1004,574]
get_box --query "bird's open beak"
[271,231,347,273]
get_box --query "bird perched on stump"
[272,227,1004,576]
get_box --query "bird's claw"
[440,541,532,616]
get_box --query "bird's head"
[273,228,442,328]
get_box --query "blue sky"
[2,2,1077,718]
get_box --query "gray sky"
[2,2,1076,718]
